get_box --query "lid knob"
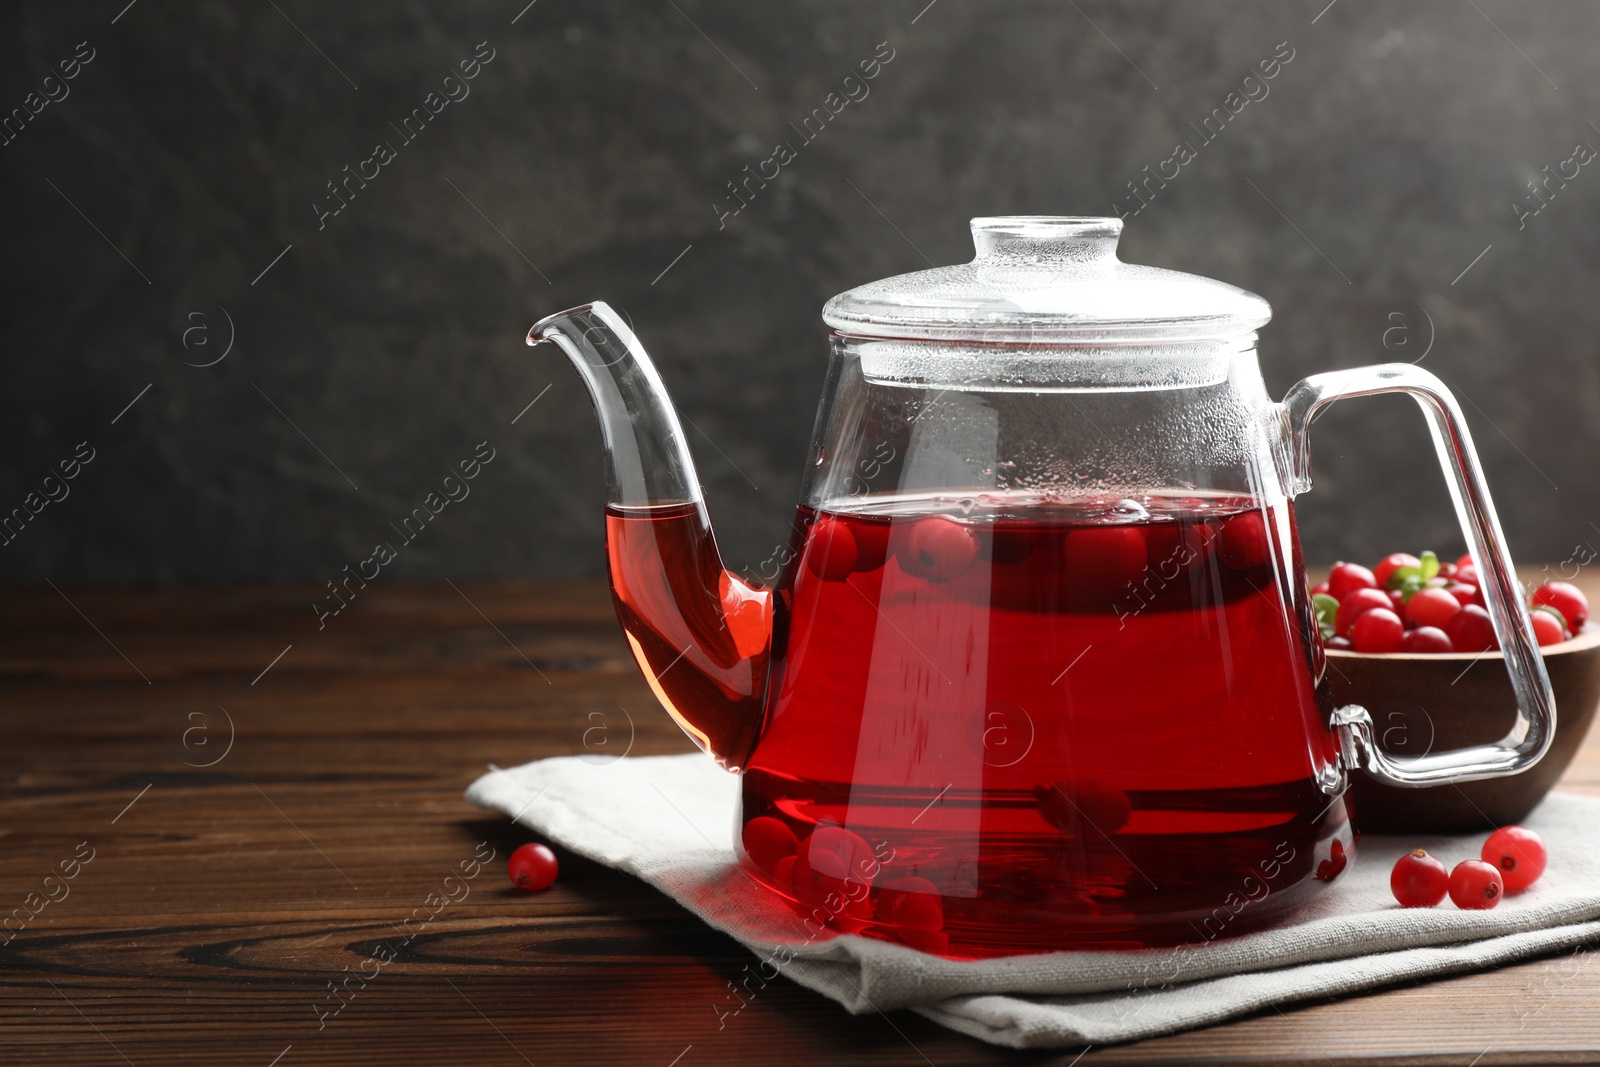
[970,216,1123,269]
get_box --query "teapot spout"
[528,303,771,771]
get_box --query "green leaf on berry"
[1389,565,1421,588]
[1419,550,1440,581]
[1312,593,1339,631]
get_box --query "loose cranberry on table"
[1351,607,1405,653]
[1335,587,1393,637]
[1482,825,1548,892]
[1445,604,1499,654]
[1391,849,1449,908]
[1328,561,1378,600]
[1448,859,1504,910]
[1532,580,1589,632]
[508,842,559,891]
[1400,626,1454,653]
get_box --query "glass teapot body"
[533,217,1554,958]
[735,334,1343,954]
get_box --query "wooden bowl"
[1333,627,1600,833]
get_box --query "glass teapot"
[529,216,1554,956]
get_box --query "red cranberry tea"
[750,494,1350,954]
[609,494,1350,956]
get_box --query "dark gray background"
[2,0,1596,588]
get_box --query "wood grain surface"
[4,575,1600,1067]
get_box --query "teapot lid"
[822,216,1271,344]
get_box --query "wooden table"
[5,576,1600,1066]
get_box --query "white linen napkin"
[466,754,1600,1049]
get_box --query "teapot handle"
[1281,363,1556,786]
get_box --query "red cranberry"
[1328,561,1377,599]
[1352,608,1405,653]
[803,517,858,581]
[1400,626,1453,653]
[1531,608,1568,646]
[742,816,799,872]
[1390,849,1448,907]
[1481,825,1547,892]
[1064,526,1148,590]
[1219,513,1271,570]
[1335,588,1392,637]
[1035,780,1131,834]
[1532,581,1589,631]
[508,843,559,891]
[1406,587,1462,630]
[894,516,979,581]
[1374,553,1421,588]
[1448,859,1503,909]
[1446,604,1499,653]
[790,826,878,904]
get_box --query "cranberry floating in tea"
[530,216,1556,956]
